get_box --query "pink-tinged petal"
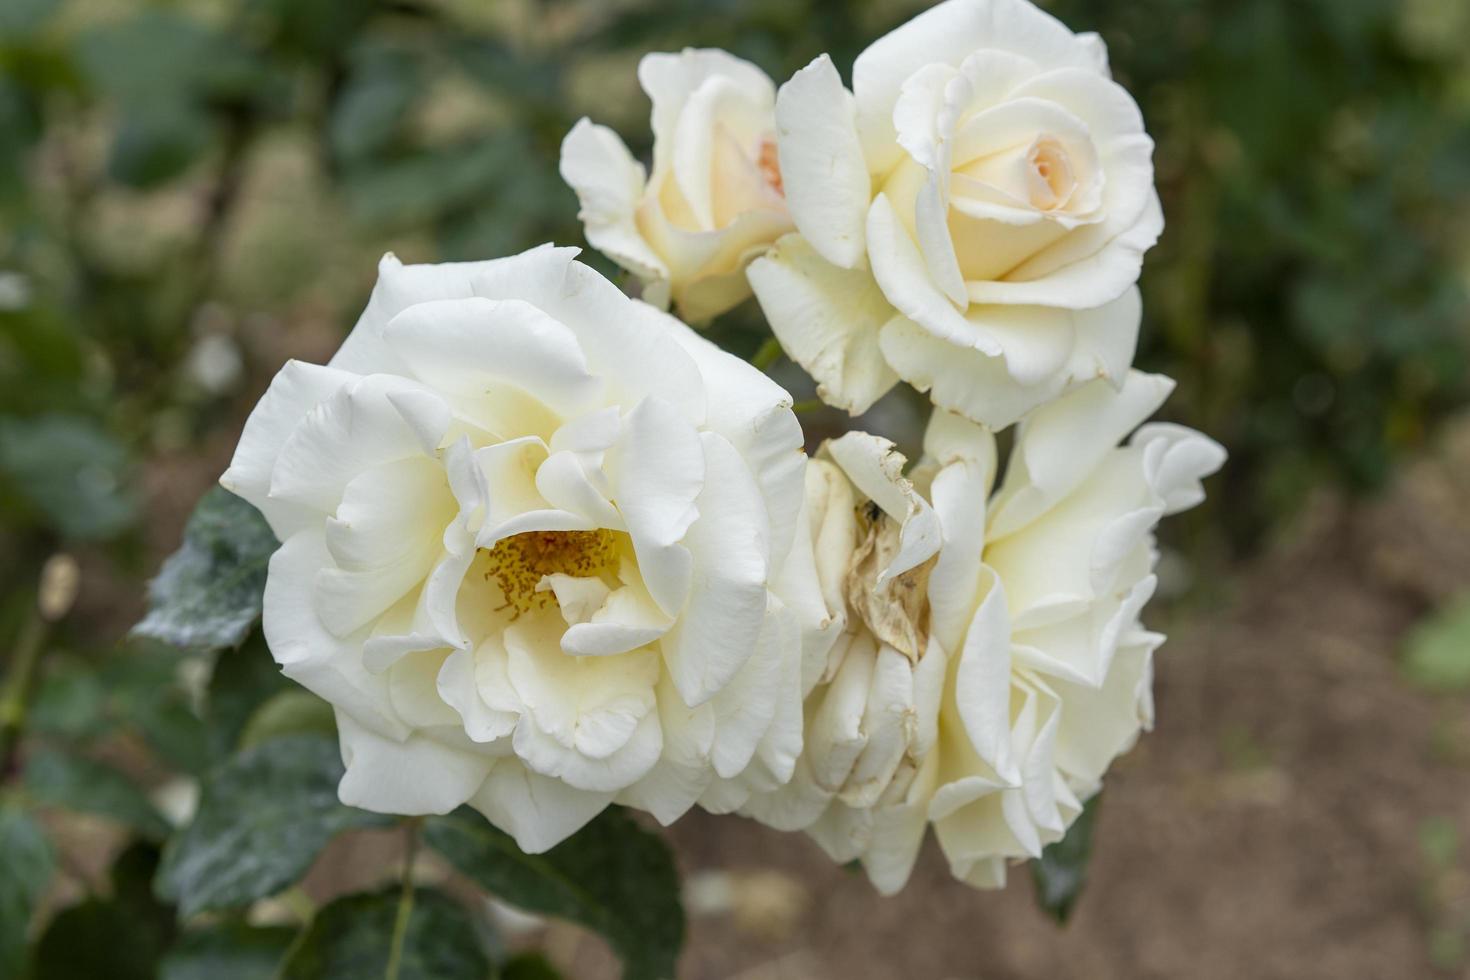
[559,118,668,282]
[638,49,775,175]
[853,0,1110,175]
[775,55,871,268]
[866,193,1001,353]
[747,234,901,416]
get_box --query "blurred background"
[2,0,1468,976]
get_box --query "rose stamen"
[483,529,622,615]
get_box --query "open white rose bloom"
[745,0,1161,426]
[220,246,836,852]
[743,373,1225,894]
[560,48,792,323]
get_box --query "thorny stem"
[385,818,423,980]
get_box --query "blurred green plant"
[1401,593,1470,693]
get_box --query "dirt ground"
[123,338,1470,979]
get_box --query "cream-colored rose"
[560,49,792,322]
[221,246,832,852]
[743,372,1224,893]
[747,0,1160,426]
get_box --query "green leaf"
[238,689,336,749]
[0,802,55,979]
[24,747,172,840]
[107,105,217,188]
[328,41,423,165]
[341,136,523,228]
[249,0,377,60]
[1402,594,1470,693]
[0,414,138,541]
[109,841,180,949]
[97,644,213,774]
[33,899,163,980]
[34,844,173,980]
[1031,793,1101,925]
[73,11,268,110]
[0,0,59,38]
[204,635,294,760]
[29,658,108,741]
[156,735,392,917]
[279,888,489,980]
[425,807,683,980]
[159,922,297,980]
[134,487,277,653]
[501,951,564,980]
[136,692,213,776]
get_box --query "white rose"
[221,246,829,852]
[743,372,1224,893]
[746,0,1161,426]
[560,49,792,323]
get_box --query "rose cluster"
[225,0,1223,894]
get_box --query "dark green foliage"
[279,888,490,980]
[501,952,565,980]
[0,415,138,542]
[33,899,164,980]
[156,735,392,917]
[0,803,54,978]
[1031,793,1102,924]
[34,843,176,980]
[134,488,277,653]
[24,747,172,839]
[203,632,296,761]
[158,922,298,980]
[426,807,684,980]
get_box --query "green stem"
[751,338,783,372]
[0,606,47,781]
[385,818,422,980]
[791,399,825,415]
[1,556,76,781]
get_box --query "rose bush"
[743,373,1225,893]
[560,49,792,322]
[746,0,1161,425]
[221,245,835,852]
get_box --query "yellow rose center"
[484,529,622,615]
